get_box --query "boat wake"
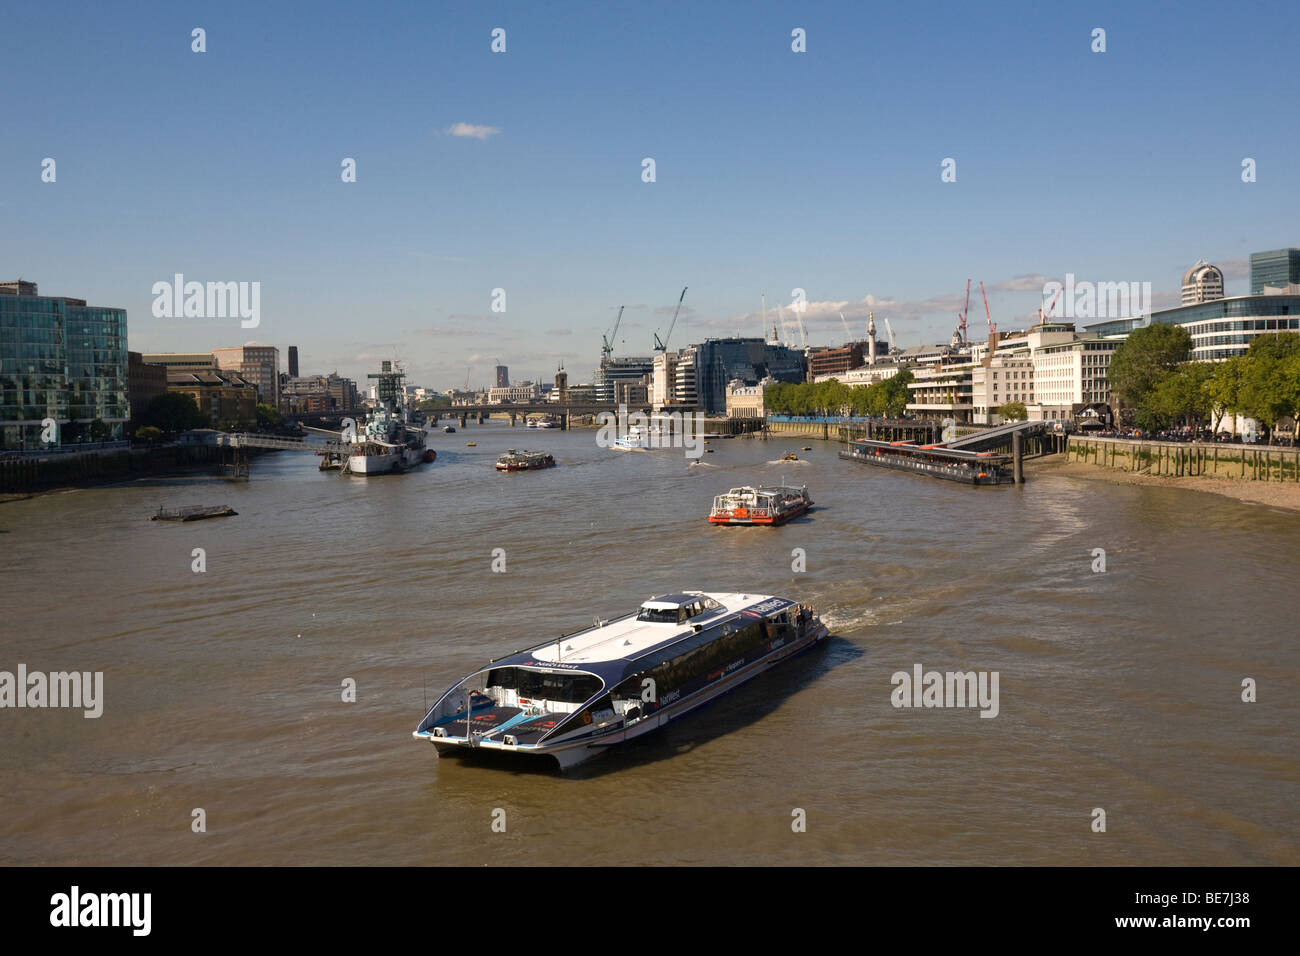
[819,606,887,632]
[766,458,809,466]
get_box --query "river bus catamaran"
[412,591,828,770]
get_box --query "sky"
[3,0,1297,391]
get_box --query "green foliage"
[256,402,282,427]
[1108,324,1192,412]
[996,401,1028,421]
[1142,362,1214,430]
[135,426,163,443]
[143,392,207,434]
[765,369,914,418]
[1203,334,1300,437]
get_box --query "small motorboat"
[443,425,456,433]
[466,441,477,447]
[781,453,799,461]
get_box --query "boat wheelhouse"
[839,438,1014,485]
[413,591,828,770]
[708,485,812,525]
[495,448,556,471]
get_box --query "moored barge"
[839,438,1014,485]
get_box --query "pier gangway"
[203,433,329,452]
[947,419,1047,453]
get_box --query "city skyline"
[3,0,1296,389]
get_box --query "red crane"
[1039,286,1062,324]
[980,281,996,335]
[956,278,971,344]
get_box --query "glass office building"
[1249,249,1300,295]
[681,338,806,413]
[1147,294,1300,361]
[0,283,129,449]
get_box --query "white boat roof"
[529,591,781,666]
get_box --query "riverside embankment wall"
[1066,436,1300,482]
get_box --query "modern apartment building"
[905,322,1118,424]
[281,373,361,414]
[212,345,280,407]
[1181,259,1225,305]
[0,280,129,449]
[593,356,654,403]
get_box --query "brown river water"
[2,423,1297,865]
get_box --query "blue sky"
[3,0,1297,390]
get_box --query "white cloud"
[446,123,501,140]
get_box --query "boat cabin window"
[484,667,602,705]
[637,599,708,624]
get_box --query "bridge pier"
[509,412,517,427]
[478,412,486,424]
[560,412,568,431]
[458,414,467,428]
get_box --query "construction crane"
[883,317,897,354]
[654,287,687,352]
[464,366,470,391]
[956,279,971,345]
[979,281,996,335]
[1039,286,1062,324]
[601,305,625,363]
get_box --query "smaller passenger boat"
[708,485,812,525]
[496,449,556,471]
